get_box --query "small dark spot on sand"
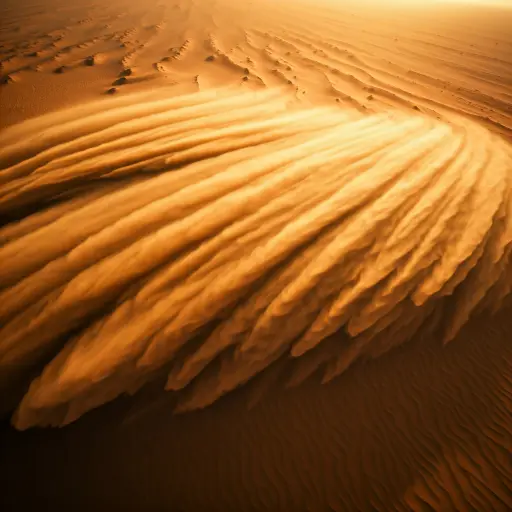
[106,87,117,95]
[367,94,373,100]
[0,74,14,85]
[413,105,420,111]
[243,68,249,75]
[54,65,67,74]
[113,76,127,86]
[205,55,215,62]
[119,68,132,77]
[242,76,248,81]
[84,55,95,66]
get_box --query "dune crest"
[0,89,510,430]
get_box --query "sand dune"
[1,0,511,138]
[1,0,512,510]
[3,307,511,511]
[0,88,511,432]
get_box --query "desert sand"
[0,0,511,510]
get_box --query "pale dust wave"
[0,88,510,429]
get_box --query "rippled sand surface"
[0,0,511,510]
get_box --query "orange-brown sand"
[1,0,512,510]
[1,0,512,138]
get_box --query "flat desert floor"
[0,0,511,511]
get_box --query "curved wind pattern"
[0,87,511,430]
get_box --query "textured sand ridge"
[1,0,511,139]
[1,0,512,510]
[1,309,512,511]
[0,88,511,431]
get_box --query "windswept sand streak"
[0,88,511,429]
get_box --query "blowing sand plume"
[1,0,512,509]
[0,88,510,431]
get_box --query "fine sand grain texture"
[0,0,512,511]
[1,0,512,137]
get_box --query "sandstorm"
[0,87,510,430]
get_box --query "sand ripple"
[0,88,510,430]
